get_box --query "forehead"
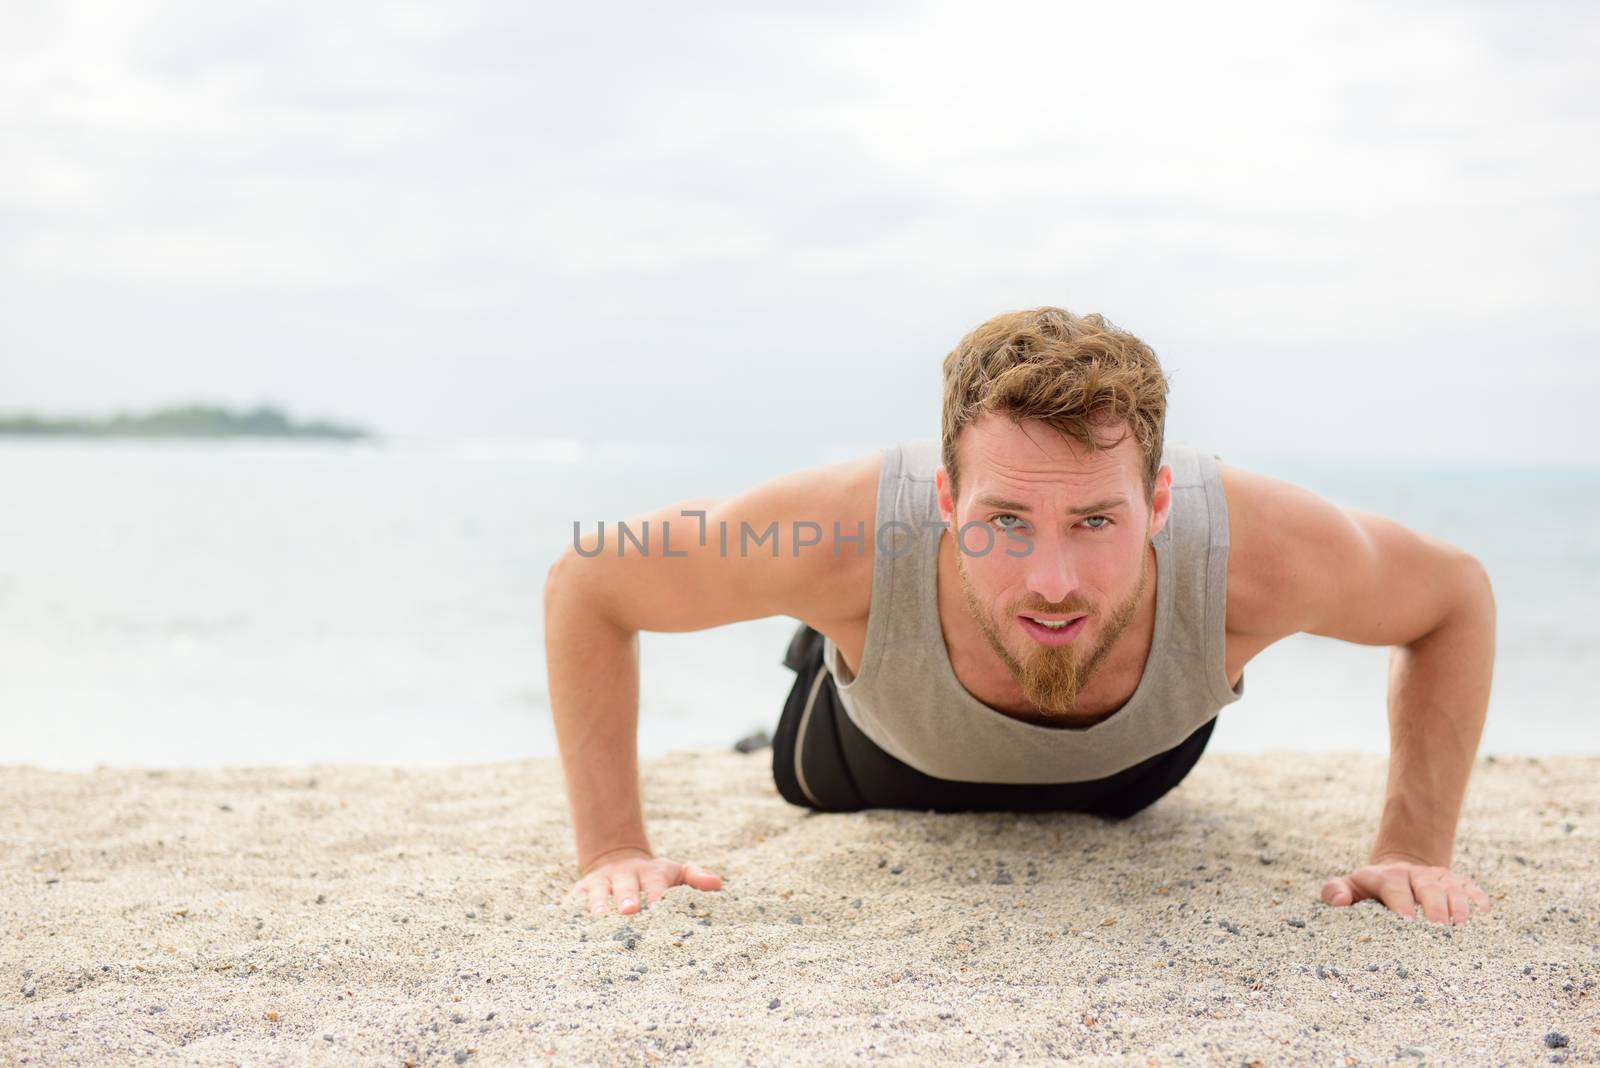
[957,414,1141,499]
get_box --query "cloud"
[1,0,1596,462]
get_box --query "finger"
[613,870,642,915]
[1413,873,1450,924]
[586,878,612,916]
[639,869,672,908]
[1359,867,1418,921]
[683,863,723,892]
[1447,886,1472,926]
[1320,876,1357,907]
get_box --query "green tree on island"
[0,404,372,440]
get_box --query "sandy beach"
[2,748,1595,1066]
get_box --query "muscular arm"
[543,454,877,904]
[1219,463,1497,919]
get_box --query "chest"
[819,613,1249,726]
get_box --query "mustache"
[1014,600,1093,617]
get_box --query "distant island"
[0,404,373,440]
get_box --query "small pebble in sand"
[768,998,781,1010]
[732,729,771,753]
[1366,964,1379,972]
[992,871,1014,886]
[1316,965,1329,980]
[889,866,904,875]
[1286,919,1306,929]
[315,894,326,905]
[1544,1032,1569,1048]
[1396,966,1409,979]
[323,1033,333,1042]
[485,1012,495,1020]
[789,915,803,925]
[1259,854,1276,865]
[851,899,862,909]
[454,1050,469,1064]
[466,910,476,919]
[452,1014,466,1024]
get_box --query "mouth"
[1017,613,1088,646]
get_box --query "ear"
[1147,464,1174,541]
[935,465,956,526]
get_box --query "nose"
[1023,534,1079,608]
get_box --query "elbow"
[547,524,610,608]
[544,547,582,618]
[544,545,620,625]
[545,548,570,595]
[1464,552,1493,603]
[1455,552,1496,628]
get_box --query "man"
[544,307,1496,926]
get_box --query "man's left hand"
[1320,855,1493,925]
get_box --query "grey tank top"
[820,437,1245,784]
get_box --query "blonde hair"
[940,307,1169,503]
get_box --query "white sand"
[2,750,1596,1066]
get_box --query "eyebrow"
[974,494,1129,516]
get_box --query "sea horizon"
[3,437,1594,771]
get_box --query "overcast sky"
[3,1,1596,465]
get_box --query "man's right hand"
[566,847,724,916]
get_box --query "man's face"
[937,414,1171,717]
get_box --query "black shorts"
[771,622,1215,819]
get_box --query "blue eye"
[1084,516,1112,530]
[991,514,1026,530]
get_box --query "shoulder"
[1214,460,1372,641]
[1214,459,1487,647]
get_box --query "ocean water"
[1,438,1596,770]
